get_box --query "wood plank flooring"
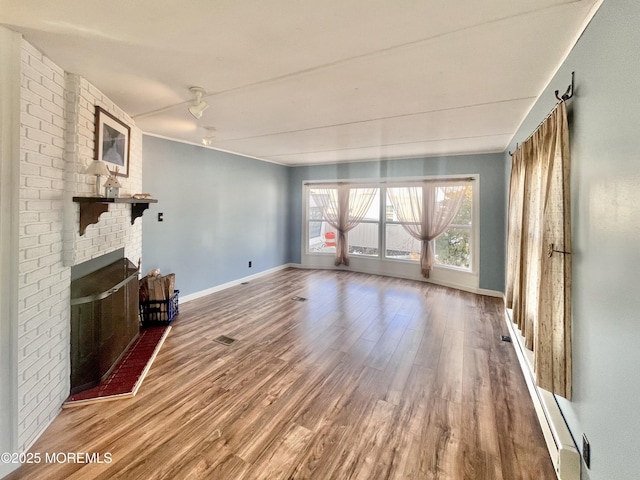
[7,268,556,480]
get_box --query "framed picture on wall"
[94,106,130,177]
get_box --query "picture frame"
[94,106,130,177]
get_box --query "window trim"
[302,175,480,291]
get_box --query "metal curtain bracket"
[555,71,575,102]
[512,72,575,154]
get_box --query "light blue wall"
[288,153,506,292]
[142,136,290,297]
[142,135,506,294]
[505,1,640,478]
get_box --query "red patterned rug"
[63,325,171,407]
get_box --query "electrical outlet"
[582,434,591,469]
[157,212,163,222]
[248,261,252,268]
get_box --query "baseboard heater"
[504,309,581,480]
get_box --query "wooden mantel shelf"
[72,197,158,235]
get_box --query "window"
[308,188,336,253]
[307,187,380,257]
[347,188,379,257]
[384,193,421,260]
[434,184,472,269]
[384,183,473,270]
[305,178,476,278]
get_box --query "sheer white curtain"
[505,101,572,399]
[387,184,466,277]
[310,186,377,266]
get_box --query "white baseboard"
[475,287,504,298]
[180,264,295,304]
[292,262,502,298]
[504,309,581,480]
[180,261,503,304]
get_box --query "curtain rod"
[509,72,575,156]
[304,177,475,187]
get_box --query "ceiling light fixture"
[202,127,216,146]
[188,87,209,119]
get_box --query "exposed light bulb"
[202,127,216,147]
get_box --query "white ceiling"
[1,0,601,166]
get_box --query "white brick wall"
[17,38,144,452]
[64,75,143,266]
[17,40,69,452]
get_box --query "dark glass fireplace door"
[70,258,140,394]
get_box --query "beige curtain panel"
[387,184,466,278]
[310,186,377,266]
[505,101,572,399]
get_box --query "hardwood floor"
[8,268,556,479]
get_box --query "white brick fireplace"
[0,28,144,467]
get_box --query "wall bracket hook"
[555,71,575,102]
